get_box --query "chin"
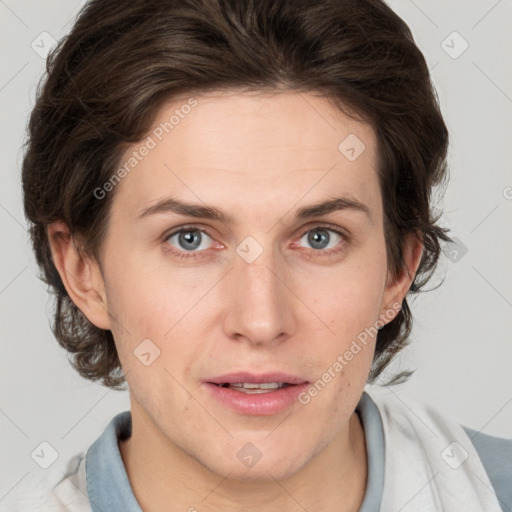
[198,446,310,483]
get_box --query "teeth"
[231,382,281,389]
[220,382,291,393]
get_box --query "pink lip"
[202,372,309,416]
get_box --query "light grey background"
[1,0,511,505]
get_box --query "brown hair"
[22,0,451,389]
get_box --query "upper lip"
[205,372,309,385]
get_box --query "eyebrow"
[137,195,371,224]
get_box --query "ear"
[380,232,424,323]
[47,221,111,330]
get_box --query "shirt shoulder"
[364,386,507,511]
[463,426,512,512]
[8,452,90,512]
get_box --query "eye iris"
[308,229,330,249]
[179,230,202,251]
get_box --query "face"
[91,90,402,479]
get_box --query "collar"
[85,391,385,511]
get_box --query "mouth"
[203,372,309,415]
[214,382,296,394]
[205,371,308,390]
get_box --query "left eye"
[298,227,344,251]
[166,229,214,252]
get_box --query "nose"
[222,248,297,347]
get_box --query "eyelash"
[162,223,348,260]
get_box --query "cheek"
[301,257,387,337]
[104,254,187,326]
[103,255,217,373]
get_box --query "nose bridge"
[223,242,296,345]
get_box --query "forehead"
[112,90,381,222]
[150,90,376,165]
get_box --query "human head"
[22,0,450,390]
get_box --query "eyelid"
[295,222,349,240]
[162,222,348,259]
[162,225,220,260]
[163,224,221,248]
[290,222,349,257]
[164,224,210,238]
[163,222,348,243]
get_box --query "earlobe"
[47,221,111,330]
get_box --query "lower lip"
[203,383,309,416]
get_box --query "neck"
[119,407,367,512]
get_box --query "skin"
[49,90,423,512]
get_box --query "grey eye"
[299,228,342,250]
[167,229,213,252]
